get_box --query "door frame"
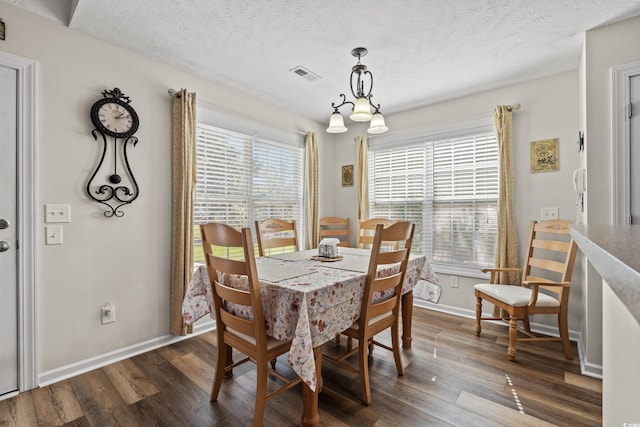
[612,60,640,225]
[0,51,37,393]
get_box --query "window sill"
[431,262,491,280]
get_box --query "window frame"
[193,107,305,262]
[368,118,497,277]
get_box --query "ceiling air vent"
[290,65,321,82]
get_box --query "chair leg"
[508,317,518,361]
[210,342,228,401]
[391,323,404,376]
[475,297,482,336]
[359,338,372,406]
[253,362,268,427]
[558,311,573,360]
[270,357,277,369]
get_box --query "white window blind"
[194,122,304,259]
[369,129,498,269]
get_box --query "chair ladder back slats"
[369,298,397,318]
[214,280,252,305]
[319,217,351,247]
[531,238,570,252]
[372,273,402,293]
[528,257,566,274]
[255,218,299,256]
[533,220,571,234]
[261,237,297,249]
[209,256,248,276]
[320,229,348,237]
[219,309,256,337]
[357,218,397,248]
[376,254,406,267]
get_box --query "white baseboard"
[38,320,216,387]
[37,304,603,387]
[414,300,603,378]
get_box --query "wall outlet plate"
[541,207,559,220]
[101,303,115,324]
[45,204,71,223]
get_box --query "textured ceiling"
[4,0,640,124]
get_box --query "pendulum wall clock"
[86,87,140,217]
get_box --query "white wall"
[0,3,327,377]
[575,14,640,371]
[332,71,581,325]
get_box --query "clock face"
[90,98,139,138]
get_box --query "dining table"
[182,246,439,426]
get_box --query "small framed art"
[0,19,5,41]
[530,138,558,173]
[341,164,354,186]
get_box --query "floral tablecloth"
[181,248,440,391]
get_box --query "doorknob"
[0,219,9,229]
[0,241,9,252]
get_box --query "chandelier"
[326,47,389,135]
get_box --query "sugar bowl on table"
[317,238,340,259]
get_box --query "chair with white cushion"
[474,219,578,361]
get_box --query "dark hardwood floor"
[0,308,602,426]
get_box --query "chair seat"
[228,327,291,349]
[474,283,560,308]
[347,312,393,331]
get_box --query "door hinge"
[629,102,633,119]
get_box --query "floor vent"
[290,66,321,82]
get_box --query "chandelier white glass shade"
[326,47,389,134]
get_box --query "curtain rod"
[168,88,307,136]
[368,103,522,139]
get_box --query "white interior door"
[631,74,640,224]
[0,64,18,396]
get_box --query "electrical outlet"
[450,276,459,288]
[541,207,559,220]
[101,302,115,325]
[45,204,71,223]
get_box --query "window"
[369,122,499,271]
[193,122,304,262]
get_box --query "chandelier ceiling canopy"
[326,47,389,135]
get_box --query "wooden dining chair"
[474,219,578,361]
[357,217,397,249]
[255,218,299,256]
[323,221,415,405]
[319,216,351,247]
[200,223,302,426]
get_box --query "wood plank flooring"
[0,308,602,426]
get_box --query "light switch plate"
[45,225,63,245]
[45,204,71,223]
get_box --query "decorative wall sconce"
[86,88,140,217]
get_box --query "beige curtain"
[356,134,370,222]
[170,89,197,336]
[304,131,319,249]
[493,105,520,286]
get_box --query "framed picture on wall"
[342,164,354,186]
[530,138,559,173]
